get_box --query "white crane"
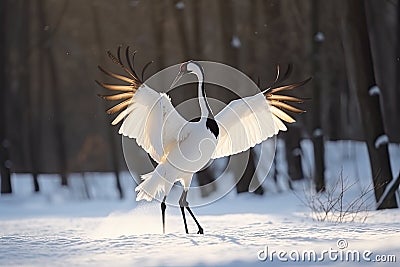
[96,46,310,234]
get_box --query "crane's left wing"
[212,77,309,159]
[116,86,186,163]
[96,46,187,163]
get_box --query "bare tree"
[20,0,40,192]
[191,0,202,59]
[37,0,69,187]
[91,3,124,199]
[311,0,326,192]
[340,0,398,209]
[236,148,264,195]
[37,0,68,186]
[171,0,190,60]
[283,127,304,181]
[364,0,398,138]
[396,0,400,119]
[152,0,166,68]
[218,0,262,194]
[218,0,238,66]
[0,0,12,194]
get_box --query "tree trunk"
[376,171,400,208]
[218,0,260,194]
[396,0,400,120]
[340,0,398,209]
[236,149,263,195]
[91,3,124,199]
[37,0,69,187]
[171,0,190,60]
[191,0,202,59]
[218,0,238,66]
[152,0,166,68]
[0,0,12,195]
[247,0,257,77]
[364,0,398,141]
[196,168,216,198]
[311,0,326,192]
[21,0,40,193]
[245,0,264,194]
[283,127,304,181]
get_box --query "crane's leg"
[179,192,189,234]
[179,190,204,234]
[161,196,166,234]
[186,207,203,234]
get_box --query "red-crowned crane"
[96,47,310,234]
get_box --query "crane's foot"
[197,227,204,234]
[186,206,204,235]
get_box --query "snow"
[1,194,399,266]
[313,128,323,137]
[375,134,389,148]
[1,141,400,266]
[369,86,381,96]
[231,36,241,48]
[175,1,185,10]
[314,32,325,42]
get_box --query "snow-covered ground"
[1,141,399,266]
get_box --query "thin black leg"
[186,207,204,234]
[179,189,204,234]
[179,190,189,234]
[180,206,189,234]
[161,196,166,234]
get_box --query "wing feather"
[212,74,310,159]
[97,47,187,163]
[118,85,186,163]
[212,93,278,159]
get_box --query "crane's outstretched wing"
[96,46,186,163]
[212,72,310,159]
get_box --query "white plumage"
[118,77,285,202]
[96,47,310,234]
[212,92,279,159]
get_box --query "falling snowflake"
[313,128,323,137]
[231,35,241,48]
[314,32,325,42]
[375,134,389,149]
[175,1,185,9]
[369,85,380,96]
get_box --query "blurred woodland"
[0,0,399,208]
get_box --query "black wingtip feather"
[141,61,154,82]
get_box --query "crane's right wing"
[212,93,279,159]
[96,47,187,163]
[212,70,310,159]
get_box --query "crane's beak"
[170,71,185,89]
[170,62,190,88]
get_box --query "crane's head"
[171,60,203,88]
